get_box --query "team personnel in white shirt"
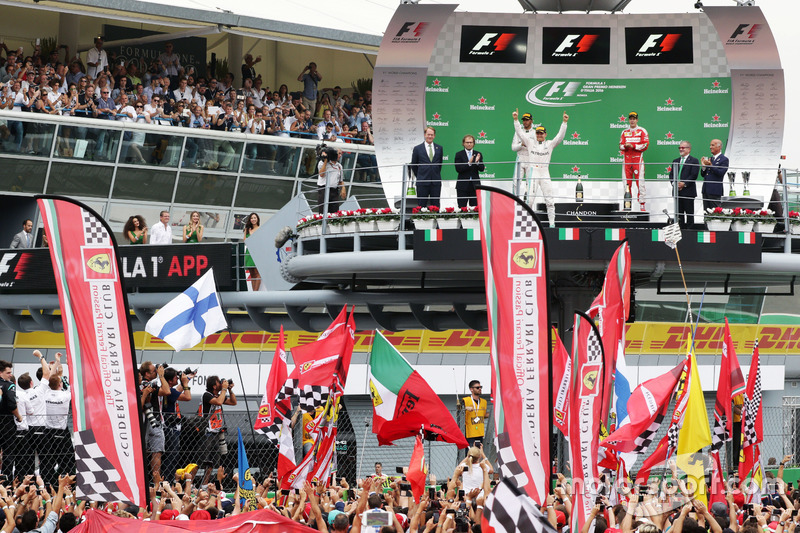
[150,211,173,244]
[43,374,73,485]
[10,372,33,477]
[24,350,55,479]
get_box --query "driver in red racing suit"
[619,111,649,211]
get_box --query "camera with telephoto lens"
[222,378,234,387]
[162,363,197,379]
[143,404,160,428]
[218,427,228,454]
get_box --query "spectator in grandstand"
[241,53,261,82]
[3,80,26,151]
[158,42,182,84]
[193,83,209,108]
[161,366,193,484]
[173,77,192,104]
[251,77,267,108]
[123,215,148,244]
[127,61,142,86]
[277,83,289,106]
[86,36,108,79]
[200,376,236,486]
[96,86,117,119]
[139,361,171,483]
[356,103,372,132]
[43,370,73,485]
[297,61,322,112]
[110,75,129,101]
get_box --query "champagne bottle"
[623,185,632,211]
[575,176,584,202]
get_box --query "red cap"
[190,510,211,520]
[160,509,179,520]
[555,510,567,526]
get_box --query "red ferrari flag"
[37,196,146,506]
[568,312,604,533]
[255,326,289,433]
[407,431,427,504]
[739,340,763,491]
[588,242,631,426]
[636,434,668,482]
[712,318,747,451]
[477,185,552,504]
[552,327,571,437]
[601,360,685,453]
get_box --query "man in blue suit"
[700,139,729,211]
[410,127,443,207]
[671,141,699,228]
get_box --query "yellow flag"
[677,351,712,504]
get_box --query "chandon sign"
[0,244,233,293]
[459,25,528,64]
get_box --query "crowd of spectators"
[0,39,375,165]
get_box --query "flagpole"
[226,330,257,444]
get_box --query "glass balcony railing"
[0,110,382,242]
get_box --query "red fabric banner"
[408,433,427,504]
[552,327,571,437]
[568,312,604,533]
[38,196,145,506]
[255,326,289,430]
[477,186,551,504]
[71,508,314,532]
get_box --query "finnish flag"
[145,268,228,351]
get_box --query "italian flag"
[368,331,468,447]
[697,231,716,244]
[559,228,580,241]
[465,228,481,241]
[651,229,665,242]
[424,229,443,241]
[605,228,626,241]
[739,232,755,244]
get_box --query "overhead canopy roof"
[0,0,382,54]
[517,0,633,12]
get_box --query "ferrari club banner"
[37,196,145,506]
[569,312,605,533]
[477,186,551,504]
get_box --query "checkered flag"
[300,384,330,413]
[82,209,110,245]
[513,204,538,240]
[484,477,556,533]
[666,418,681,460]
[742,343,762,449]
[632,414,665,454]
[255,423,280,442]
[73,429,130,503]
[711,414,728,452]
[495,432,528,489]
[273,378,300,411]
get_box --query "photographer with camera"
[161,365,194,483]
[139,361,171,483]
[317,146,344,214]
[200,376,236,487]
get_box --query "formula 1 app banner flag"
[37,196,145,506]
[477,185,551,504]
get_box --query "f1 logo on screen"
[459,25,528,63]
[542,27,611,64]
[625,26,693,64]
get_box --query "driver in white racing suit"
[512,109,568,227]
[512,111,536,197]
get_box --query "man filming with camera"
[317,146,344,214]
[161,365,194,484]
[201,376,236,487]
[139,361,171,484]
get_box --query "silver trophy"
[727,171,737,197]
[742,171,751,196]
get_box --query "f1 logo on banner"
[460,25,528,63]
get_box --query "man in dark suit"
[410,126,443,207]
[453,134,484,208]
[9,219,34,249]
[671,141,699,228]
[700,138,729,210]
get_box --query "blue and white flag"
[145,268,227,351]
